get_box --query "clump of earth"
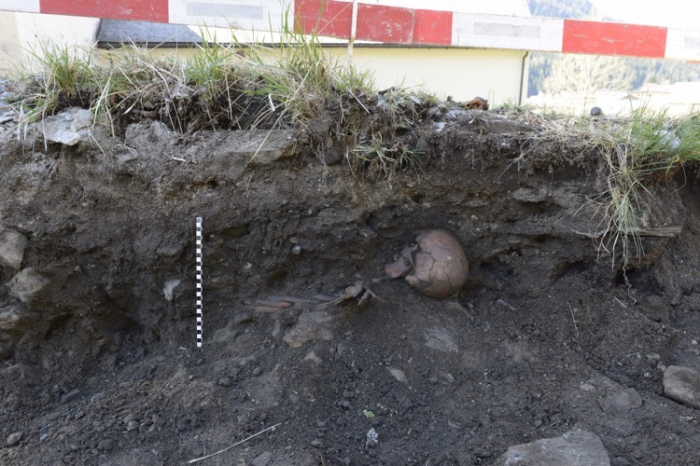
[1,78,700,465]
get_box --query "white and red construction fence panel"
[2,0,699,61]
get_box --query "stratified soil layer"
[1,92,699,465]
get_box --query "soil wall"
[1,104,700,465]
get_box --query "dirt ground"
[1,90,700,465]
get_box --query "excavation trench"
[1,97,700,465]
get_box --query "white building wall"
[327,47,527,104]
[0,12,526,105]
[0,12,99,74]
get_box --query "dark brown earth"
[1,89,700,465]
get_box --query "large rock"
[663,365,700,409]
[497,430,610,466]
[39,107,92,146]
[0,229,28,269]
[8,268,50,303]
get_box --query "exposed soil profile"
[1,82,700,465]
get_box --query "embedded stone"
[8,268,50,303]
[598,388,643,412]
[497,430,610,466]
[424,327,459,353]
[283,312,334,348]
[6,431,23,447]
[0,229,28,269]
[0,305,36,332]
[664,365,700,409]
[40,107,92,146]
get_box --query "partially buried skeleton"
[255,229,469,311]
[384,229,469,299]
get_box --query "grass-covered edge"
[6,26,700,269]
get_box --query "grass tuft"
[16,43,99,125]
[523,107,700,269]
[348,133,422,180]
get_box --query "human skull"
[385,230,469,298]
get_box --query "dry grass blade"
[186,422,282,464]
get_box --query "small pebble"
[448,420,461,430]
[98,438,113,452]
[310,439,323,448]
[252,367,262,377]
[6,432,23,447]
[127,421,139,431]
[252,451,272,466]
[217,377,232,387]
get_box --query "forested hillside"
[528,0,596,19]
[527,0,700,96]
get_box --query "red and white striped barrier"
[2,0,700,61]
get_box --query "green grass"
[599,109,700,268]
[241,14,375,129]
[9,30,432,180]
[9,13,439,176]
[11,17,377,135]
[17,43,100,124]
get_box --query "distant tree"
[526,0,607,97]
[542,54,634,111]
[527,0,595,19]
[527,52,554,96]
